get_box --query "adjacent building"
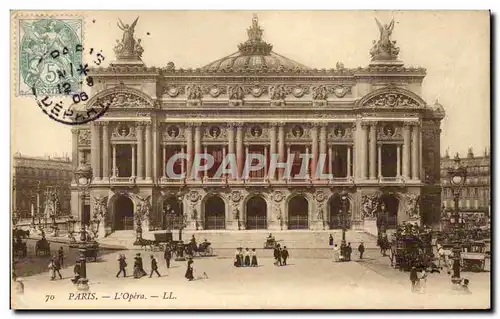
[441,148,490,227]
[70,16,445,237]
[12,153,73,221]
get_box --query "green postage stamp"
[16,16,83,96]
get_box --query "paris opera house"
[70,16,444,237]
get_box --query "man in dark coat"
[273,244,282,266]
[164,247,172,269]
[358,242,365,260]
[281,246,289,266]
[51,256,63,280]
[346,243,352,261]
[410,267,419,292]
[58,247,64,268]
[71,261,81,284]
[116,254,127,278]
[149,255,161,278]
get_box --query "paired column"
[347,146,352,178]
[278,123,286,180]
[195,124,202,179]
[145,124,152,180]
[71,128,78,169]
[136,124,144,180]
[162,145,167,177]
[102,123,110,179]
[236,124,244,180]
[369,122,377,180]
[269,124,277,180]
[90,123,100,180]
[131,145,136,177]
[396,145,401,177]
[185,124,193,178]
[377,145,382,179]
[319,125,327,177]
[310,124,318,179]
[112,145,117,177]
[227,124,235,180]
[411,123,420,180]
[152,122,159,182]
[360,123,369,180]
[402,123,411,179]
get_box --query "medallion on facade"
[245,84,266,98]
[250,126,263,138]
[188,191,200,203]
[289,85,309,98]
[203,85,227,98]
[291,125,304,138]
[328,124,353,140]
[207,126,222,139]
[231,191,242,203]
[330,85,352,98]
[378,124,402,140]
[167,126,180,138]
[315,190,326,203]
[77,129,90,145]
[163,84,185,98]
[272,191,284,203]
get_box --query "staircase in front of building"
[98,229,378,250]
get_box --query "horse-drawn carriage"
[35,236,51,257]
[388,227,434,272]
[13,237,27,258]
[264,234,282,249]
[185,239,214,257]
[461,240,486,272]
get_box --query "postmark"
[17,17,83,96]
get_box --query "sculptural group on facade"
[93,196,108,220]
[361,194,380,219]
[135,195,151,224]
[369,18,400,61]
[114,17,144,59]
[405,194,421,220]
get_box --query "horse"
[437,244,454,270]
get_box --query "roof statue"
[369,18,402,65]
[238,15,273,55]
[113,17,144,65]
[467,147,474,158]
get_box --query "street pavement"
[12,247,490,310]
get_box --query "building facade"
[12,153,72,221]
[70,17,444,237]
[440,148,490,227]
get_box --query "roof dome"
[202,16,311,73]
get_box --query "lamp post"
[73,160,93,291]
[448,153,467,284]
[339,190,348,261]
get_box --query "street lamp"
[339,190,348,261]
[448,153,467,284]
[73,160,93,291]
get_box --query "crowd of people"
[234,248,258,267]
[328,234,365,262]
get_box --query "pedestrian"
[133,253,146,279]
[410,267,418,292]
[250,248,258,267]
[116,254,127,278]
[50,256,63,280]
[417,269,427,293]
[58,247,64,268]
[329,234,334,246]
[281,246,289,265]
[274,244,282,266]
[358,242,365,260]
[346,242,352,261]
[244,248,251,267]
[333,244,340,262]
[164,246,172,269]
[239,248,244,266]
[234,248,242,267]
[185,259,194,281]
[71,260,81,284]
[149,255,161,278]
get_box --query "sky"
[10,10,490,159]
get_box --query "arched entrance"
[114,195,134,230]
[162,196,183,230]
[204,195,226,230]
[379,194,399,229]
[246,195,267,229]
[288,195,309,229]
[328,194,351,229]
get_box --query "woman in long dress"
[185,260,194,281]
[333,244,340,262]
[234,248,241,267]
[244,248,251,267]
[251,249,258,267]
[133,253,146,279]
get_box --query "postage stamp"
[17,17,83,96]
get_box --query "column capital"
[403,121,418,129]
[136,123,145,130]
[95,121,109,126]
[234,123,245,128]
[186,122,203,127]
[276,122,286,127]
[360,122,372,129]
[71,128,79,134]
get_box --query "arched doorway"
[288,195,309,229]
[328,194,351,229]
[162,196,183,230]
[379,194,399,229]
[204,195,226,230]
[246,195,267,229]
[114,195,134,230]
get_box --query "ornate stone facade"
[70,16,444,236]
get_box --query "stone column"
[264,146,268,179]
[90,123,99,180]
[102,123,110,180]
[377,144,382,179]
[78,151,85,165]
[204,145,208,179]
[185,124,193,178]
[112,145,117,177]
[195,124,202,179]
[236,124,244,180]
[278,123,286,180]
[328,146,333,176]
[269,124,277,180]
[402,123,411,179]
[411,124,420,180]
[310,125,318,179]
[396,145,401,177]
[347,146,352,178]
[136,124,144,180]
[361,123,369,180]
[227,124,235,179]
[319,125,327,176]
[369,122,377,180]
[145,124,152,180]
[131,145,136,177]
[162,145,166,177]
[71,128,78,170]
[152,122,159,182]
